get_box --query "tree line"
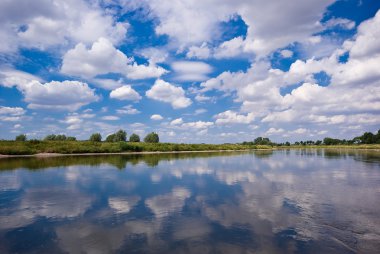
[13,129,380,145]
[15,130,160,143]
[242,129,380,146]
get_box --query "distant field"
[0,141,271,155]
[0,141,379,156]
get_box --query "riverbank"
[0,140,379,157]
[0,141,271,156]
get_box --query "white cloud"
[214,36,245,59]
[170,118,183,125]
[324,18,355,30]
[0,106,26,122]
[101,115,120,121]
[199,11,380,138]
[110,85,141,101]
[0,106,25,116]
[146,79,192,109]
[280,49,293,58]
[0,0,129,53]
[171,61,213,81]
[116,105,140,115]
[61,37,168,80]
[214,110,255,125]
[141,0,334,56]
[186,42,211,59]
[1,70,99,111]
[182,121,213,129]
[265,127,285,135]
[151,114,164,120]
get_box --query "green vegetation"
[105,129,127,142]
[278,129,380,146]
[89,133,102,142]
[0,141,270,155]
[2,129,379,156]
[44,134,76,141]
[15,134,27,141]
[129,133,140,142]
[144,132,159,143]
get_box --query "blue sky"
[0,0,379,143]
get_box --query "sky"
[0,0,379,143]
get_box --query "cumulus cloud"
[214,110,255,125]
[280,49,293,58]
[170,118,184,125]
[200,11,380,138]
[101,115,120,121]
[171,61,213,81]
[146,79,192,109]
[182,121,213,129]
[151,114,164,120]
[61,37,168,80]
[110,85,141,101]
[140,0,334,56]
[0,0,129,53]
[1,69,99,111]
[0,106,26,122]
[116,105,140,115]
[186,43,211,59]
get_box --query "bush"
[129,133,140,142]
[89,133,102,142]
[144,132,159,143]
[15,134,27,141]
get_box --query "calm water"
[0,150,379,254]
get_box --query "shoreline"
[0,149,259,158]
[1,146,379,158]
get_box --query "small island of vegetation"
[1,129,379,156]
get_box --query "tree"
[253,137,271,145]
[15,134,27,141]
[89,133,102,142]
[44,134,57,141]
[361,132,375,144]
[129,133,140,142]
[105,130,127,142]
[105,134,116,142]
[323,137,341,145]
[66,136,76,141]
[144,132,159,143]
[114,129,127,142]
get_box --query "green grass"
[0,141,378,156]
[0,141,271,155]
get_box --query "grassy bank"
[0,141,271,155]
[0,141,379,156]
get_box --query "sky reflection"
[0,150,379,253]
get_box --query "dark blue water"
[0,150,379,253]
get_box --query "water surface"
[0,150,379,253]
